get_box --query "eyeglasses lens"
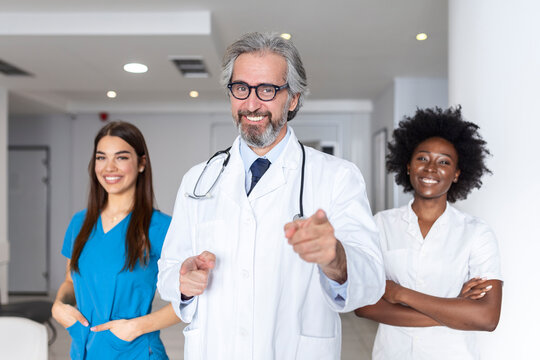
[256,85,276,101]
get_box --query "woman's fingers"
[91,319,137,342]
[91,321,114,332]
[459,277,487,297]
[71,307,89,326]
[461,281,493,300]
[52,301,89,328]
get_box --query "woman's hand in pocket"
[52,301,89,329]
[91,319,142,342]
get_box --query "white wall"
[370,82,394,211]
[0,88,8,303]
[393,77,448,207]
[0,89,6,242]
[449,1,540,358]
[348,112,373,205]
[9,115,73,292]
[371,77,448,211]
[10,107,372,293]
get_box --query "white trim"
[0,11,211,35]
[70,99,373,115]
[302,99,372,113]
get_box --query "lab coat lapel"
[248,129,301,201]
[218,137,249,207]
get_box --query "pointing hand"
[179,251,216,299]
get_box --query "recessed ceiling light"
[189,90,199,98]
[280,33,292,40]
[107,90,117,99]
[416,33,428,41]
[123,63,148,73]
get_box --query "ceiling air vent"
[170,57,209,78]
[0,59,32,76]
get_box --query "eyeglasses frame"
[227,81,289,101]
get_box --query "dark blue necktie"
[248,158,271,195]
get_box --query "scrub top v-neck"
[62,209,171,360]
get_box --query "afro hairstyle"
[386,106,491,203]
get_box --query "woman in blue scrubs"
[52,121,179,359]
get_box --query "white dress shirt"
[372,200,503,360]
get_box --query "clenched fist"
[179,251,216,299]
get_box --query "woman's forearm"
[395,280,502,331]
[55,261,77,305]
[355,298,441,327]
[55,280,76,305]
[131,303,181,337]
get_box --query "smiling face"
[230,51,299,153]
[407,137,461,202]
[94,135,145,198]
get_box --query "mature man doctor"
[157,32,384,359]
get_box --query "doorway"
[8,146,49,294]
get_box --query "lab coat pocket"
[183,327,202,359]
[295,335,339,360]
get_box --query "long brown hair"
[70,121,155,272]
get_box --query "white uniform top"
[373,201,503,360]
[157,128,385,360]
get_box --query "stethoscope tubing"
[187,141,305,221]
[295,142,305,220]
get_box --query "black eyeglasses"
[227,82,289,101]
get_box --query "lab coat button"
[239,328,248,336]
[242,270,249,279]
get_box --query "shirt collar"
[405,198,451,226]
[239,126,291,172]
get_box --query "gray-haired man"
[158,32,384,359]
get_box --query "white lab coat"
[157,128,384,360]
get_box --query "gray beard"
[236,103,289,148]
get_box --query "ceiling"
[0,0,448,115]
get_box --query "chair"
[0,317,48,359]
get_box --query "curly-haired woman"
[356,107,502,360]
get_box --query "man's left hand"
[284,209,347,283]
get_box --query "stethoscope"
[186,141,306,221]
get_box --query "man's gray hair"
[221,32,308,121]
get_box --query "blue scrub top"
[62,209,171,360]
